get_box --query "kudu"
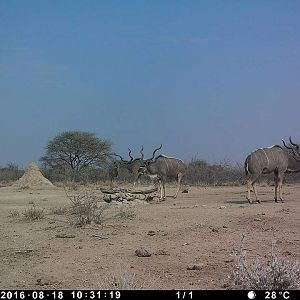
[245,137,300,204]
[111,146,145,186]
[139,145,187,200]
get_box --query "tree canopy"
[40,131,112,175]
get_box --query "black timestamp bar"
[1,290,299,300]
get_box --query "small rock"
[110,194,117,200]
[182,242,190,246]
[219,206,226,209]
[55,233,75,238]
[254,218,261,221]
[210,227,219,233]
[103,195,112,203]
[222,225,228,228]
[187,263,205,270]
[224,258,234,263]
[36,278,51,286]
[135,247,151,257]
[147,230,156,236]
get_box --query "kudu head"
[138,145,163,174]
[282,136,300,161]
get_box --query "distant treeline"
[0,163,24,184]
[1,159,300,186]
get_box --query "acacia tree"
[40,131,112,180]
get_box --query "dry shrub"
[231,237,300,289]
[22,205,45,221]
[65,186,110,226]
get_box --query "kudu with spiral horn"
[138,145,187,200]
[110,146,145,186]
[245,136,300,204]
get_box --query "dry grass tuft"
[8,210,20,218]
[49,206,68,215]
[22,204,45,221]
[100,266,157,290]
[101,269,142,290]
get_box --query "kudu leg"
[174,173,183,198]
[274,171,279,202]
[159,178,166,200]
[253,183,260,203]
[247,175,260,204]
[278,174,284,203]
[159,181,164,200]
[246,179,252,204]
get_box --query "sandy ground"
[0,183,299,290]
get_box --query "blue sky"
[0,1,299,167]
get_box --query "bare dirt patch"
[0,184,299,289]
